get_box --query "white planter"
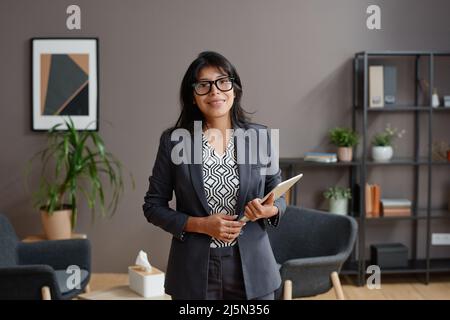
[329,198,348,215]
[372,146,393,162]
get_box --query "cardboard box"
[128,265,165,298]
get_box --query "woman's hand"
[202,214,246,243]
[244,193,279,222]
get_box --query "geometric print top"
[202,130,240,248]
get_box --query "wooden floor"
[89,273,450,300]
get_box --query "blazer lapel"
[235,125,251,219]
[188,131,210,215]
[189,163,210,215]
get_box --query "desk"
[78,285,171,300]
[22,233,87,242]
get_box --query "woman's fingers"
[213,213,245,241]
[221,214,238,221]
[244,206,256,221]
[219,230,240,242]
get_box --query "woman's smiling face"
[193,66,235,123]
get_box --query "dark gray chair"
[0,214,91,300]
[268,206,357,300]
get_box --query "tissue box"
[128,266,165,298]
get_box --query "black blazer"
[143,122,286,299]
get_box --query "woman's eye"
[197,83,209,88]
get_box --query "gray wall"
[1,0,449,272]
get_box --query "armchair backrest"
[268,206,357,264]
[0,214,19,266]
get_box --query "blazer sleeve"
[142,129,189,241]
[263,129,286,227]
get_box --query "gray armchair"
[268,206,357,300]
[0,214,91,300]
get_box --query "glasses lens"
[194,82,211,95]
[216,77,233,91]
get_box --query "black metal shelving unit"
[279,51,450,286]
[354,51,450,285]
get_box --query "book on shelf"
[304,152,337,163]
[380,198,412,208]
[365,183,381,217]
[383,66,397,105]
[382,207,412,217]
[369,65,384,108]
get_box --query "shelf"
[354,105,431,112]
[280,158,450,167]
[361,209,450,221]
[355,51,450,57]
[365,157,428,166]
[344,259,450,276]
[361,259,450,274]
[364,260,427,274]
[429,258,450,272]
[431,160,450,165]
[280,157,359,167]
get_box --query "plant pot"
[337,147,353,162]
[40,206,72,240]
[329,198,348,215]
[372,146,393,162]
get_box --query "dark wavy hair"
[173,51,251,133]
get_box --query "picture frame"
[31,38,99,131]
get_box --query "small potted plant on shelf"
[25,118,134,240]
[323,186,352,215]
[371,124,406,162]
[329,127,359,162]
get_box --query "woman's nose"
[209,83,221,95]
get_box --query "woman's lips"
[208,100,225,107]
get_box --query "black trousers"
[206,245,274,300]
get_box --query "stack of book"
[381,199,412,217]
[365,183,381,218]
[303,152,337,163]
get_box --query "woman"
[143,51,286,300]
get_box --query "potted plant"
[371,124,406,162]
[323,186,352,215]
[329,127,359,162]
[25,118,133,240]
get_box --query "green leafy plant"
[329,127,359,147]
[25,118,134,229]
[323,186,352,200]
[372,124,406,147]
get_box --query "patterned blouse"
[202,130,239,248]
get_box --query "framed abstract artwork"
[31,38,99,131]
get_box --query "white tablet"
[239,173,303,222]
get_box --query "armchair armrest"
[0,265,61,300]
[17,239,91,271]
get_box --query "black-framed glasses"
[192,77,235,96]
